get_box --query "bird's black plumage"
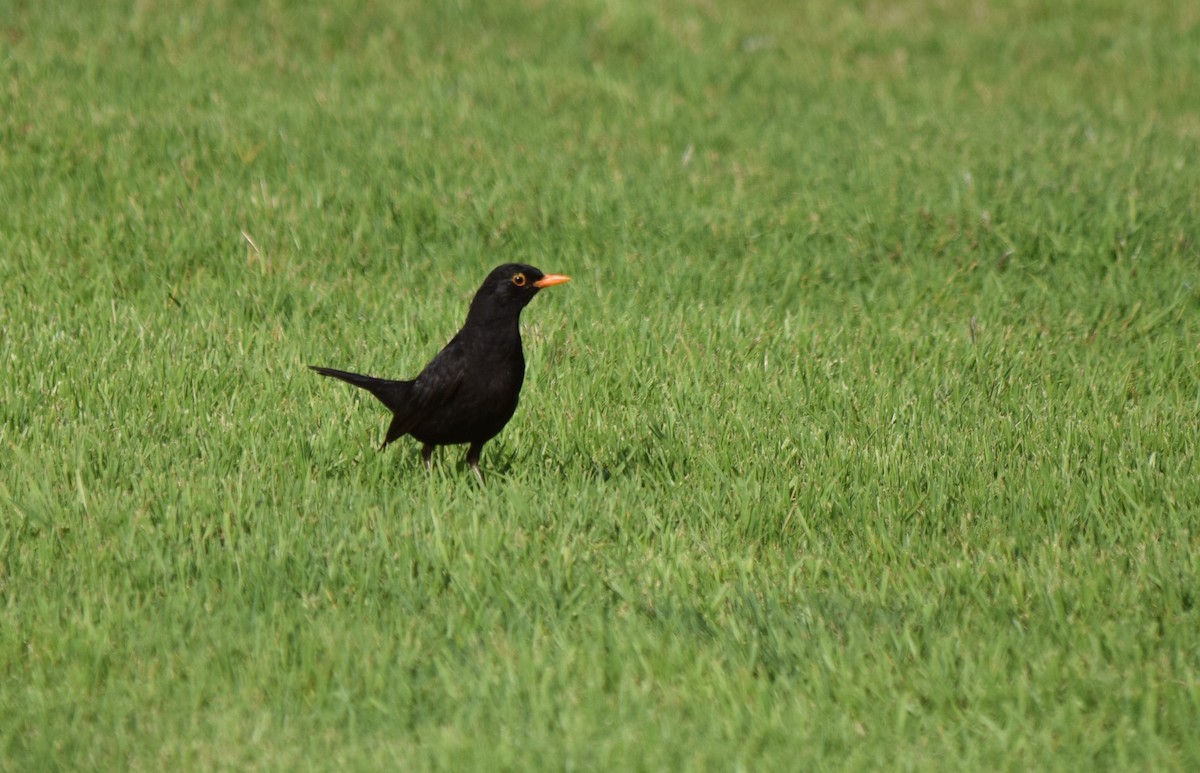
[310,263,570,481]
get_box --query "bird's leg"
[466,442,485,485]
[421,443,435,472]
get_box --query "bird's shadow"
[379,442,518,485]
[305,434,680,487]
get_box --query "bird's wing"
[379,339,467,447]
[410,334,468,412]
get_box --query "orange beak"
[533,274,571,288]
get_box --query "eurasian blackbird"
[310,263,570,482]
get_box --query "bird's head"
[467,263,571,322]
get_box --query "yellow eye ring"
[511,272,527,287]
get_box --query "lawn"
[2,0,1198,769]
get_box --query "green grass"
[2,0,1199,768]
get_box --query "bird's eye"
[511,272,527,287]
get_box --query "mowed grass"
[2,0,1199,768]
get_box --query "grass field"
[2,0,1199,768]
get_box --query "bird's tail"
[308,366,414,415]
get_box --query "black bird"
[310,263,570,482]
